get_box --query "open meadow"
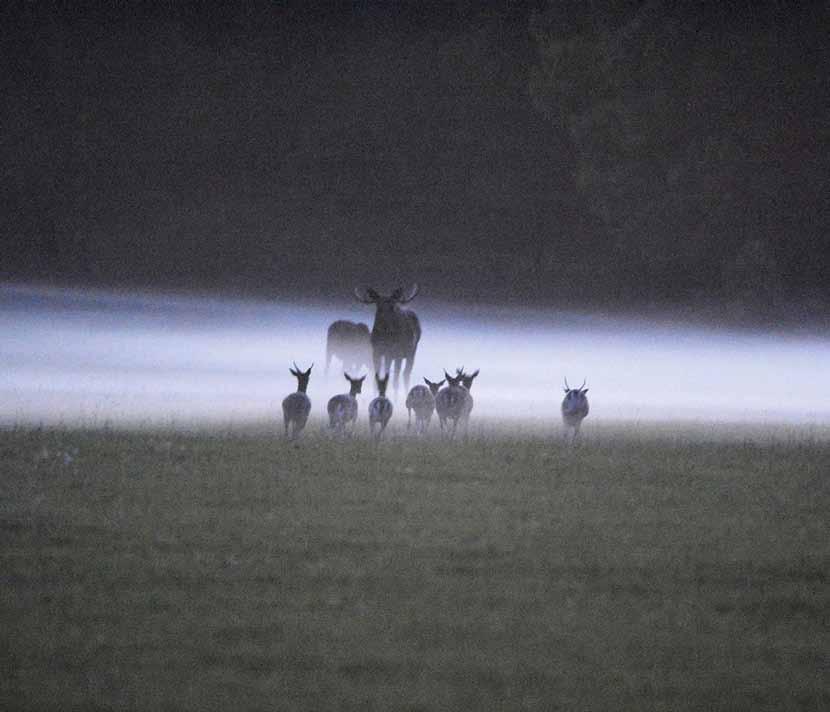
[1,420,829,711]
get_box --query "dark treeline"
[2,1,827,320]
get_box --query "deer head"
[355,285,419,304]
[563,377,588,394]
[460,369,479,391]
[424,377,445,395]
[344,372,366,396]
[444,370,463,388]
[289,362,313,393]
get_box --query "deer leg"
[392,358,402,399]
[402,353,414,394]
[373,351,383,393]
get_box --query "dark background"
[2,1,828,319]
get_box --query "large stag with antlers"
[354,284,421,397]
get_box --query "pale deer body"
[405,377,443,433]
[282,363,313,439]
[368,372,394,440]
[325,320,372,377]
[435,371,470,438]
[561,378,590,440]
[354,285,421,398]
[327,373,365,434]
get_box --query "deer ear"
[289,367,297,376]
[470,369,480,378]
[582,388,589,393]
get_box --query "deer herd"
[283,284,590,442]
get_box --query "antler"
[579,378,587,391]
[397,283,419,304]
[354,287,377,304]
[564,377,570,392]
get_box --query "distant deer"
[561,378,590,440]
[368,372,394,440]
[405,377,444,433]
[282,362,313,439]
[327,372,366,434]
[435,370,469,438]
[354,284,421,398]
[325,320,372,377]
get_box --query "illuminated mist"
[2,284,829,427]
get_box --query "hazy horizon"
[3,282,829,428]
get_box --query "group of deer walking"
[282,363,483,441]
[281,285,590,441]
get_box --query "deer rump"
[435,386,468,423]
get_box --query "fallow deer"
[282,362,313,439]
[327,372,365,434]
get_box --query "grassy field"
[1,421,828,711]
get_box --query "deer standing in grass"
[435,370,470,438]
[354,284,421,398]
[561,378,589,441]
[282,362,313,439]
[327,373,365,435]
[368,372,394,440]
[405,377,444,433]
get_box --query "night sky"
[3,1,828,315]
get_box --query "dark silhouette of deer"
[368,372,394,440]
[405,377,444,433]
[561,377,590,441]
[354,284,421,398]
[327,372,365,434]
[282,362,313,439]
[325,320,372,378]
